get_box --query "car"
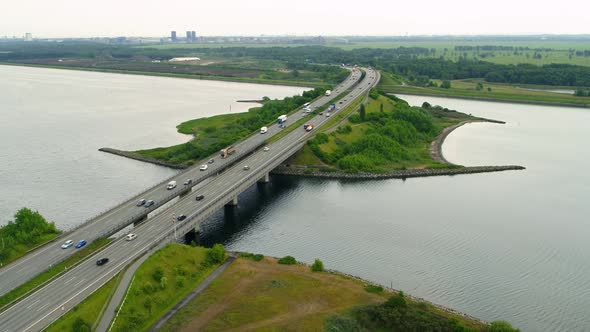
[208,158,214,164]
[263,146,270,152]
[75,240,87,248]
[339,101,343,104]
[195,195,205,201]
[126,233,137,241]
[136,199,146,207]
[96,258,109,266]
[183,179,192,186]
[319,112,323,115]
[177,214,187,221]
[326,113,331,117]
[243,165,250,170]
[200,164,208,171]
[145,200,155,208]
[61,240,74,249]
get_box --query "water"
[0,65,307,229]
[200,95,590,331]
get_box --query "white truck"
[325,90,332,96]
[277,114,288,124]
[260,126,268,134]
[166,181,177,190]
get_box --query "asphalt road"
[0,68,364,298]
[0,68,379,331]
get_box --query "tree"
[72,317,91,332]
[311,259,324,272]
[379,103,384,112]
[476,82,484,90]
[359,104,366,121]
[204,244,226,266]
[440,80,451,89]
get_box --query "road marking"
[73,279,85,287]
[36,302,50,312]
[64,276,76,285]
[26,299,40,309]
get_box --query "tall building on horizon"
[171,31,177,42]
[191,31,196,42]
[24,33,32,42]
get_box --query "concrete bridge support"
[258,172,270,183]
[184,226,200,246]
[226,196,239,207]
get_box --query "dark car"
[136,199,146,206]
[96,258,109,266]
[145,200,155,208]
[195,195,204,201]
[183,179,192,186]
[75,240,87,248]
[177,214,187,221]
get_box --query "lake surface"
[200,95,590,331]
[0,65,306,229]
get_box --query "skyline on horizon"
[2,0,589,38]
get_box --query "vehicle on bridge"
[303,123,314,132]
[195,194,204,201]
[220,146,236,158]
[61,240,74,249]
[136,199,146,206]
[126,233,137,241]
[243,165,250,170]
[263,146,270,152]
[166,181,177,190]
[200,164,208,171]
[75,240,87,248]
[260,126,268,134]
[145,200,155,207]
[184,179,192,186]
[325,90,332,96]
[96,258,109,266]
[177,214,187,221]
[277,114,288,124]
[208,158,215,164]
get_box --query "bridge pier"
[258,172,270,183]
[184,226,200,246]
[226,196,238,207]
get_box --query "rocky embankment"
[271,165,525,180]
[99,148,189,169]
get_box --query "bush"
[152,268,164,282]
[278,256,297,265]
[141,282,155,295]
[175,276,185,289]
[240,252,264,261]
[311,259,324,272]
[204,244,226,266]
[72,317,91,332]
[364,284,384,293]
[490,320,520,332]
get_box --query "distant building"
[24,33,32,42]
[186,31,191,42]
[191,31,196,42]
[171,31,177,42]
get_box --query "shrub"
[160,276,168,290]
[72,317,91,332]
[203,244,226,266]
[152,268,164,282]
[490,321,520,332]
[240,252,264,261]
[278,256,297,265]
[141,282,155,295]
[175,276,185,289]
[311,259,324,272]
[364,284,384,293]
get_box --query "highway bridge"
[0,68,363,298]
[0,67,379,331]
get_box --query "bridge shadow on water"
[197,175,301,248]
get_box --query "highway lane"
[0,68,379,331]
[0,68,363,297]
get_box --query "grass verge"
[0,238,112,312]
[110,244,221,332]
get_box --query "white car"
[263,146,270,151]
[199,164,208,171]
[126,233,137,241]
[61,240,74,249]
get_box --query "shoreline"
[99,148,189,169]
[0,62,320,88]
[387,90,590,109]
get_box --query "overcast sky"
[2,0,589,38]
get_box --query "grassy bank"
[0,208,60,267]
[110,244,223,331]
[131,88,326,166]
[287,93,478,173]
[379,79,590,107]
[0,238,112,311]
[45,272,121,332]
[159,255,502,331]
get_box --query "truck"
[220,146,236,158]
[277,114,288,124]
[166,181,177,190]
[260,126,268,134]
[303,123,314,132]
[325,90,332,96]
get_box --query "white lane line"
[26,299,41,309]
[64,276,76,285]
[36,302,50,312]
[73,279,85,288]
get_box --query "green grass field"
[158,256,489,331]
[111,244,220,331]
